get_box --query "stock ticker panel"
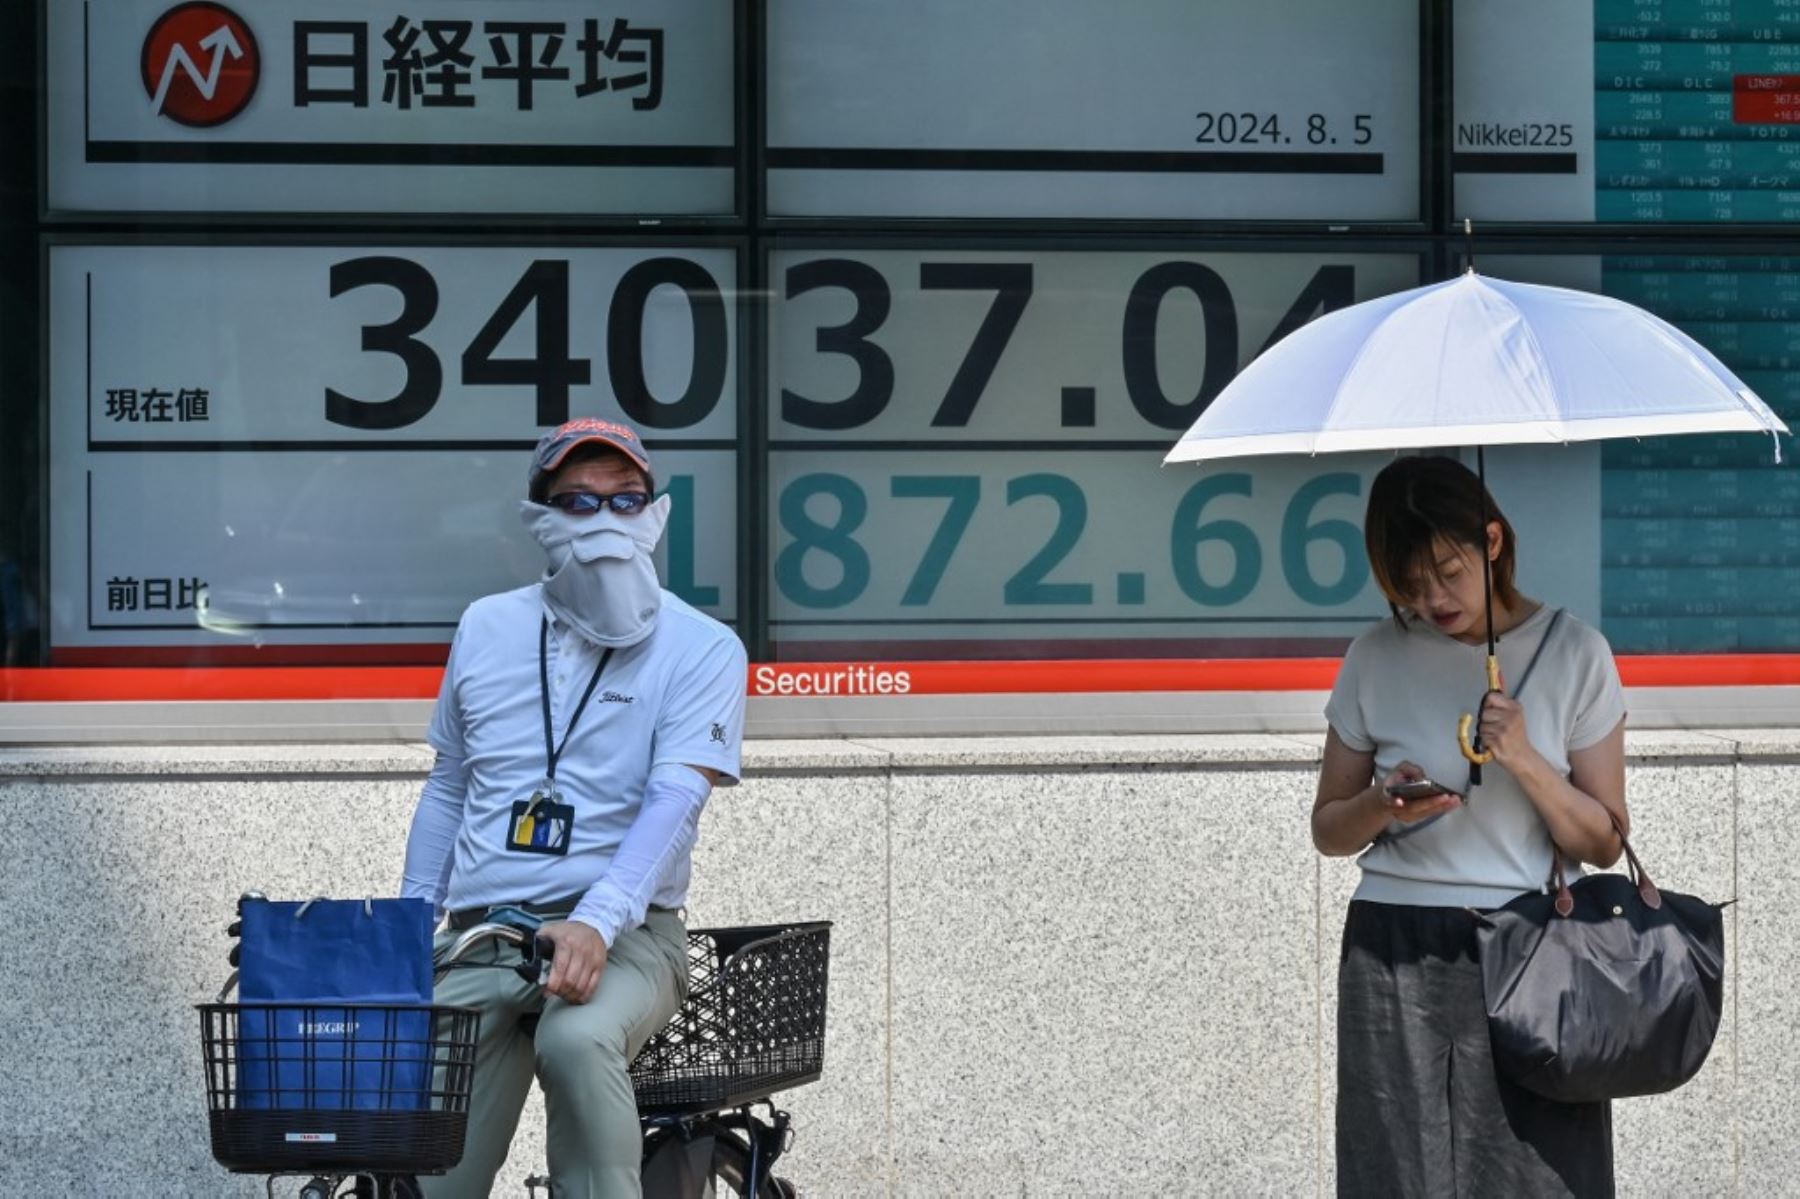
[1602,256,1800,652]
[1598,0,1800,222]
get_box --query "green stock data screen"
[1602,256,1800,651]
[1598,0,1800,222]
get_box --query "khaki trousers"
[424,908,689,1199]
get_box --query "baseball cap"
[527,417,654,500]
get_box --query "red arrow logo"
[140,3,260,128]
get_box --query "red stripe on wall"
[0,668,444,702]
[3,655,1799,703]
[750,659,1342,695]
[1615,655,1800,688]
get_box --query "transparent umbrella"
[1164,266,1789,775]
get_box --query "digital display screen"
[44,0,737,215]
[1600,256,1800,649]
[46,244,740,655]
[767,0,1420,221]
[1458,0,1800,222]
[765,247,1428,658]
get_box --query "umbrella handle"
[1457,713,1496,765]
[1458,655,1504,764]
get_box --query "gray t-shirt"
[1325,604,1627,908]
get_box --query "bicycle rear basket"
[630,922,831,1112]
[197,1002,479,1175]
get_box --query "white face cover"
[519,494,671,648]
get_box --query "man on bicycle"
[402,417,748,1198]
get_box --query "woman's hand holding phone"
[1378,762,1462,823]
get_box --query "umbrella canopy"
[1164,269,1788,464]
[1161,268,1789,778]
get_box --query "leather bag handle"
[1549,812,1661,917]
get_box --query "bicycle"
[200,901,831,1198]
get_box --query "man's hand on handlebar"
[535,920,608,1004]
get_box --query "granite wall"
[0,731,1789,1196]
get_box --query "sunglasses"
[546,490,651,516]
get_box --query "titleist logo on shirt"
[599,691,635,704]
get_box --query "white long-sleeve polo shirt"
[404,583,746,924]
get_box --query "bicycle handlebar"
[440,922,532,965]
[437,922,556,985]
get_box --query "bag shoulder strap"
[1522,609,1662,915]
[1509,606,1565,702]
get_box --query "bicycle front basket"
[630,922,831,1112]
[197,1002,479,1175]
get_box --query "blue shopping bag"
[237,897,435,1112]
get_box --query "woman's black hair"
[1364,454,1518,625]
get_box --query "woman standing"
[1315,455,1629,1197]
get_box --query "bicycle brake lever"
[513,934,555,985]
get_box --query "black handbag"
[1474,819,1727,1103]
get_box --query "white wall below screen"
[2,685,1799,744]
[0,732,1791,1195]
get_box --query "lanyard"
[538,617,614,795]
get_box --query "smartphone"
[1385,779,1461,801]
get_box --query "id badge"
[506,791,574,856]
